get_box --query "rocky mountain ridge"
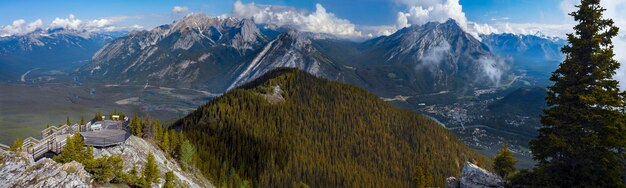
[80,15,512,95]
[0,136,213,187]
[0,28,120,81]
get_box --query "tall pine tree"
[493,144,516,179]
[528,0,625,187]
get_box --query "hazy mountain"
[0,28,119,81]
[173,68,490,187]
[481,33,566,63]
[481,33,567,84]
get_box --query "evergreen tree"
[493,144,516,179]
[137,176,150,188]
[142,152,160,184]
[180,139,195,170]
[169,131,180,157]
[130,114,143,137]
[85,155,125,183]
[414,166,426,188]
[80,116,85,125]
[164,170,176,188]
[9,138,23,152]
[161,130,170,157]
[128,163,140,184]
[94,112,104,121]
[66,116,71,125]
[528,0,625,187]
[142,116,152,138]
[54,132,93,164]
[152,120,162,141]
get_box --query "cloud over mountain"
[231,1,362,37]
[172,6,189,14]
[396,0,468,30]
[0,14,142,37]
[0,19,43,37]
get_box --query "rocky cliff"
[446,162,505,188]
[0,150,92,187]
[95,136,213,187]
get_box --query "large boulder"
[446,162,504,188]
[0,150,92,187]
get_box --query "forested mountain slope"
[173,68,490,187]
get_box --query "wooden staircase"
[17,122,91,159]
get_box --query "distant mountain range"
[0,14,567,92]
[481,33,567,84]
[80,14,560,96]
[0,28,122,81]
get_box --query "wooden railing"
[15,121,119,160]
[19,123,83,159]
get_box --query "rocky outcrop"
[0,150,92,187]
[446,162,504,188]
[446,177,460,188]
[0,135,213,188]
[94,136,213,188]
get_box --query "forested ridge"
[174,68,490,187]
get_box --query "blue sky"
[0,0,623,39]
[0,0,566,26]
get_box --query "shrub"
[9,138,23,152]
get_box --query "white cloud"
[50,14,83,30]
[478,56,505,86]
[469,22,500,35]
[27,19,43,31]
[231,1,362,37]
[87,19,113,28]
[395,0,470,33]
[172,6,189,14]
[396,0,516,40]
[470,22,573,37]
[0,14,140,37]
[360,25,397,36]
[0,19,43,37]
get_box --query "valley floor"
[0,82,214,144]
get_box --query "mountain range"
[0,14,567,171]
[0,28,121,81]
[79,14,558,96]
[481,33,567,84]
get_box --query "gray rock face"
[446,177,460,188]
[447,162,504,188]
[0,150,92,187]
[83,13,269,90]
[359,19,504,90]
[228,30,342,90]
[94,136,213,188]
